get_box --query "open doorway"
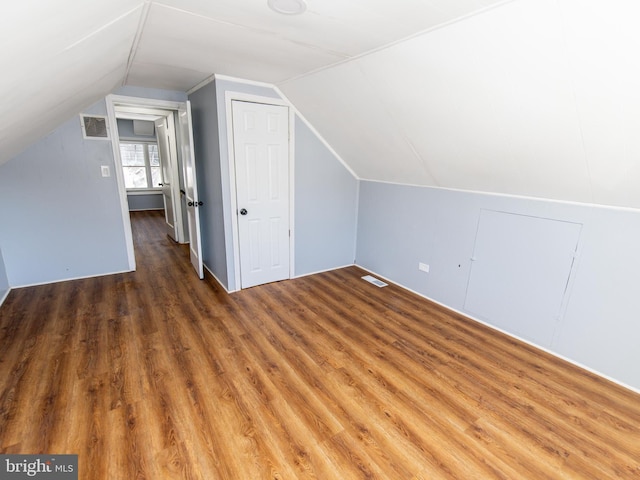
[115,118,164,211]
[106,95,204,279]
[115,108,185,244]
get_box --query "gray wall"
[189,80,227,287]
[356,181,640,391]
[0,87,189,287]
[0,100,129,286]
[294,116,357,275]
[127,194,164,211]
[189,78,358,291]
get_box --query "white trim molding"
[355,264,640,396]
[273,85,359,180]
[189,73,278,95]
[106,96,136,271]
[361,178,640,214]
[189,74,360,183]
[0,287,10,307]
[107,94,193,271]
[204,264,238,294]
[224,91,295,291]
[293,263,356,280]
[11,269,131,289]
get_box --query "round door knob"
[240,208,248,216]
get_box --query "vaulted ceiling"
[3,0,640,209]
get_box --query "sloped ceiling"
[0,1,142,160]
[3,0,640,209]
[1,0,507,164]
[281,0,640,208]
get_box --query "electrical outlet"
[418,262,430,273]
[101,165,110,177]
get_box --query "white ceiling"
[280,0,640,208]
[0,0,509,164]
[3,0,640,210]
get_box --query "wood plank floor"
[1,210,639,479]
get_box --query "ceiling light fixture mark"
[268,0,307,15]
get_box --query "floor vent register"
[361,275,388,288]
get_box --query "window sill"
[126,189,163,196]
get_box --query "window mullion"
[144,144,153,188]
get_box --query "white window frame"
[119,140,162,192]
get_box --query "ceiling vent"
[80,114,110,140]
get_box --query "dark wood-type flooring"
[1,210,639,478]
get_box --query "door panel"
[155,117,177,241]
[178,101,204,279]
[268,145,282,199]
[232,100,290,289]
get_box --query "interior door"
[155,115,178,241]
[178,101,204,279]
[232,100,290,289]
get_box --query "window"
[120,142,162,190]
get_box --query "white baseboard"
[203,264,238,294]
[12,269,133,289]
[355,264,640,396]
[219,263,355,293]
[0,288,11,307]
[293,263,356,280]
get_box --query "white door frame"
[154,112,184,243]
[106,94,191,271]
[225,91,295,291]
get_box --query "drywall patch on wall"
[554,207,640,388]
[463,210,582,348]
